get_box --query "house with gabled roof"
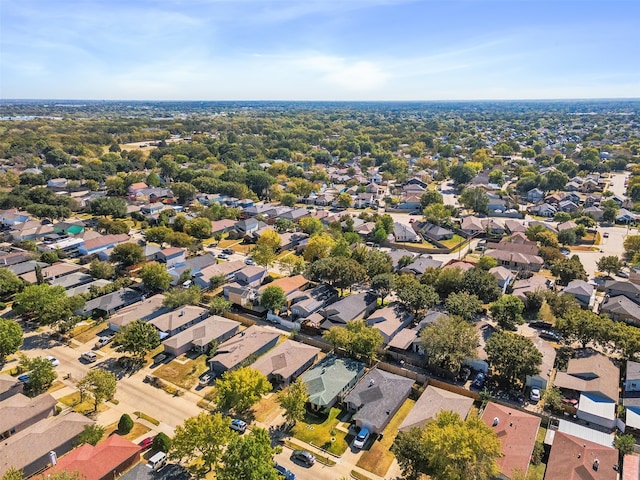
[319,292,378,328]
[554,349,620,429]
[0,373,23,402]
[251,339,321,386]
[398,255,442,275]
[149,305,209,338]
[604,280,640,305]
[564,279,596,309]
[600,295,640,326]
[77,288,143,317]
[366,304,414,344]
[44,434,142,480]
[481,402,540,480]
[162,315,240,356]
[108,294,167,331]
[301,354,365,411]
[208,325,280,374]
[0,393,57,439]
[544,431,617,480]
[399,385,473,432]
[343,368,414,434]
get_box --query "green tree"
[280,193,297,207]
[40,251,59,265]
[0,319,23,361]
[170,412,233,475]
[112,319,161,361]
[110,243,144,267]
[435,267,464,299]
[251,243,278,268]
[260,285,287,313]
[118,413,134,434]
[476,256,498,270]
[153,432,172,452]
[246,171,275,199]
[391,427,431,480]
[216,367,272,413]
[277,378,308,426]
[274,217,295,233]
[277,254,306,276]
[217,428,280,480]
[537,230,560,248]
[544,169,569,191]
[624,235,640,259]
[557,229,577,246]
[21,355,57,395]
[462,267,501,303]
[13,284,84,329]
[75,424,105,446]
[145,226,173,244]
[0,269,23,297]
[445,292,483,321]
[186,217,212,239]
[543,387,564,412]
[450,164,477,185]
[555,309,607,348]
[423,411,501,480]
[77,369,117,411]
[163,286,202,309]
[166,231,194,247]
[550,255,587,285]
[171,182,198,203]
[209,296,232,316]
[371,273,395,303]
[139,262,172,291]
[337,192,353,209]
[423,203,450,226]
[420,315,479,372]
[460,187,489,214]
[485,331,542,386]
[105,176,126,196]
[323,320,384,361]
[88,260,115,280]
[420,190,443,208]
[395,274,440,314]
[614,434,636,455]
[299,217,324,235]
[489,295,525,330]
[597,255,623,275]
[89,196,127,218]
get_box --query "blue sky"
[1,0,639,100]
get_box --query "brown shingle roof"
[251,339,320,381]
[545,432,617,480]
[399,386,473,431]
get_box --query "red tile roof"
[45,434,141,480]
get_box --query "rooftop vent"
[593,459,599,471]
[492,417,499,427]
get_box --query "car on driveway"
[95,336,111,348]
[138,436,155,449]
[223,248,235,255]
[539,330,562,342]
[291,450,316,466]
[217,253,229,260]
[45,355,60,367]
[353,426,370,449]
[244,258,255,265]
[230,419,247,433]
[18,373,31,383]
[80,351,97,363]
[471,372,486,389]
[199,373,213,387]
[275,463,295,480]
[530,388,541,402]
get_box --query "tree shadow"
[21,332,62,351]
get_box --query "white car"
[353,427,370,449]
[530,388,541,402]
[81,351,97,363]
[44,355,60,367]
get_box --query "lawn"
[59,391,110,415]
[103,421,150,441]
[439,234,466,248]
[292,407,349,456]
[356,398,415,477]
[252,393,282,423]
[153,355,209,390]
[72,322,106,343]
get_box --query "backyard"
[291,407,350,456]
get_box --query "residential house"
[565,192,582,205]
[398,255,443,275]
[554,349,620,429]
[504,219,527,235]
[290,284,338,319]
[405,177,428,189]
[0,209,29,227]
[489,266,513,293]
[584,206,604,221]
[149,305,209,338]
[280,208,310,222]
[0,393,57,439]
[399,386,473,432]
[485,248,544,271]
[460,215,486,236]
[162,315,240,357]
[0,373,23,402]
[559,200,579,213]
[616,208,637,224]
[603,280,640,304]
[158,247,187,268]
[528,203,557,217]
[78,234,131,256]
[487,193,508,214]
[481,403,540,480]
[278,232,309,250]
[49,272,94,290]
[251,339,321,386]
[77,288,143,317]
[393,222,419,242]
[557,220,578,232]
[544,432,618,480]
[0,250,37,267]
[10,220,54,241]
[127,182,148,197]
[366,305,414,344]
[44,434,142,480]
[20,262,82,284]
[65,279,111,297]
[386,249,419,270]
[527,188,545,203]
[192,260,246,289]
[140,203,165,215]
[512,274,552,303]
[46,178,68,190]
[243,204,274,217]
[168,253,218,284]
[235,218,262,236]
[258,275,308,303]
[600,295,640,326]
[396,194,422,211]
[319,292,378,328]
[301,355,365,411]
[623,361,640,430]
[54,221,85,236]
[6,260,47,276]
[108,294,168,331]
[343,368,414,434]
[0,412,93,477]
[564,279,596,309]
[208,325,280,374]
[525,335,557,391]
[422,223,454,241]
[210,219,237,235]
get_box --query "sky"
[1,0,639,101]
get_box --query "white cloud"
[293,54,389,91]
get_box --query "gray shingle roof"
[301,355,365,408]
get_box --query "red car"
[138,436,154,449]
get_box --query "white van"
[147,451,167,471]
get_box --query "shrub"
[118,413,134,434]
[153,432,172,452]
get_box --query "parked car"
[245,258,255,265]
[291,450,316,466]
[275,464,296,480]
[199,373,213,387]
[44,355,60,367]
[95,336,111,348]
[603,232,610,238]
[539,330,562,342]
[80,351,97,363]
[138,436,155,449]
[230,419,247,433]
[529,321,553,329]
[530,388,541,402]
[560,248,571,256]
[471,372,486,389]
[618,270,629,278]
[353,426,370,449]
[222,248,234,255]
[217,253,229,259]
[18,373,31,383]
